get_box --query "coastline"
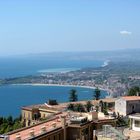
[12,83,108,92]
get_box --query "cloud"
[120,30,132,35]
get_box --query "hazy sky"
[0,0,140,56]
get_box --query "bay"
[0,85,107,117]
[0,56,106,117]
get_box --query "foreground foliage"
[0,116,23,134]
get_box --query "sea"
[0,57,108,117]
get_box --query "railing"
[96,125,129,140]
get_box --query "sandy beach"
[12,83,107,91]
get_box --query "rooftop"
[2,111,115,140]
[129,113,140,119]
[122,96,140,101]
[7,116,62,140]
[100,98,117,103]
[22,104,61,112]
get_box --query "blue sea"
[0,57,103,78]
[0,57,107,117]
[0,85,107,117]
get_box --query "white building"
[129,113,140,131]
[115,96,140,116]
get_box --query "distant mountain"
[2,48,140,62]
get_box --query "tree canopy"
[128,86,140,96]
[69,89,78,102]
[0,116,23,134]
[85,101,93,112]
[93,87,101,100]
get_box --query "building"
[0,111,116,140]
[21,104,61,127]
[115,96,140,116]
[129,113,140,131]
[122,113,140,139]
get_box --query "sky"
[0,0,140,56]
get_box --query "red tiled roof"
[8,116,62,140]
[122,96,140,101]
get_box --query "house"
[21,104,60,127]
[129,113,140,131]
[115,96,140,116]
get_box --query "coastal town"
[1,61,140,98]
[0,0,140,139]
[0,59,140,140]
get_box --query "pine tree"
[93,87,101,100]
[69,89,78,102]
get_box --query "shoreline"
[12,83,108,92]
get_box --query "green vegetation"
[67,103,85,112]
[0,116,23,134]
[85,101,93,112]
[103,103,108,115]
[67,101,93,112]
[128,86,140,96]
[67,103,75,111]
[93,87,101,100]
[69,89,78,102]
[99,101,109,115]
[74,103,85,112]
[116,114,128,127]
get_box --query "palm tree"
[69,89,78,102]
[93,87,101,100]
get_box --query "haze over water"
[0,57,104,78]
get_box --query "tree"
[103,102,108,115]
[69,89,78,102]
[0,116,23,134]
[0,117,3,125]
[93,87,101,100]
[67,103,74,111]
[128,86,140,96]
[99,100,104,112]
[74,103,85,112]
[13,121,22,130]
[85,101,93,112]
[7,116,13,125]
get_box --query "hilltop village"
[0,61,140,140]
[1,86,140,140]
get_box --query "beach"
[12,83,107,91]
